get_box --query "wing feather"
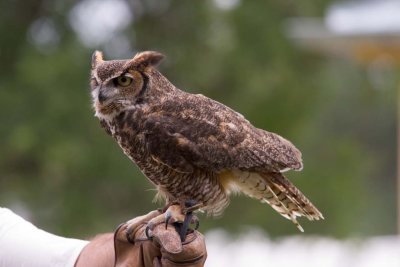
[143,93,303,173]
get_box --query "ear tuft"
[132,51,165,69]
[92,50,104,69]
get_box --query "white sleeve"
[0,208,89,267]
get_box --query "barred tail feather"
[231,170,323,231]
[264,172,324,220]
[261,185,305,232]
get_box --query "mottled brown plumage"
[90,51,323,231]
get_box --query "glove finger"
[159,231,207,267]
[152,224,183,254]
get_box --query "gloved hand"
[114,210,207,267]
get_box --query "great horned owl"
[90,51,323,233]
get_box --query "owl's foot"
[174,200,202,242]
[146,202,201,242]
[147,204,185,229]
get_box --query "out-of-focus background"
[1,0,400,265]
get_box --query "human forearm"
[0,208,88,267]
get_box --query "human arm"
[0,208,206,267]
[0,208,88,267]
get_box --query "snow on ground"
[205,229,400,267]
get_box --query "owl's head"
[90,50,164,120]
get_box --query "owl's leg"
[148,204,186,228]
[182,200,204,213]
[160,200,180,213]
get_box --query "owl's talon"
[145,225,152,240]
[165,210,172,229]
[179,211,193,242]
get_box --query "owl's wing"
[143,94,303,173]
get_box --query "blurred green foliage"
[0,0,398,239]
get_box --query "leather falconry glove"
[114,210,207,267]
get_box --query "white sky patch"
[212,0,240,11]
[326,0,400,35]
[69,0,133,47]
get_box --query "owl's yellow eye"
[116,76,133,87]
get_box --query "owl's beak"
[98,90,107,103]
[97,85,116,104]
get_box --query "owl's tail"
[232,170,324,231]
